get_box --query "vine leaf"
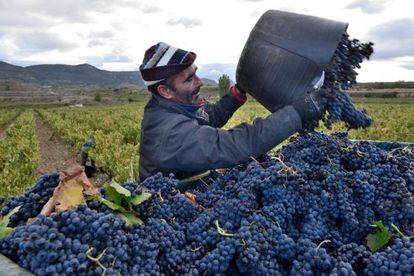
[94,195,127,212]
[117,212,144,226]
[367,220,391,252]
[126,192,151,206]
[0,206,21,239]
[104,181,131,205]
[40,166,99,216]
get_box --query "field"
[0,96,413,198]
[227,97,414,142]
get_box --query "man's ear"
[157,84,173,99]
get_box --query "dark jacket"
[138,91,302,181]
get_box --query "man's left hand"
[235,83,246,96]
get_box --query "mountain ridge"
[0,61,217,88]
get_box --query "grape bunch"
[365,237,414,275]
[0,173,60,227]
[323,33,374,129]
[305,33,374,130]
[0,132,413,275]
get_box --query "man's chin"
[192,94,200,104]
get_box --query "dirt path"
[34,115,79,176]
[34,115,110,186]
[0,127,5,139]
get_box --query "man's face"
[164,64,204,105]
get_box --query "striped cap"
[139,42,196,87]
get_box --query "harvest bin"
[0,253,32,275]
[236,9,348,112]
[0,140,412,275]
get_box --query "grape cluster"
[365,237,414,275]
[325,90,373,129]
[0,173,60,227]
[0,132,413,275]
[306,33,374,130]
[324,33,374,129]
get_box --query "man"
[138,42,326,182]
[80,136,96,177]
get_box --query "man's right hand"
[291,89,327,124]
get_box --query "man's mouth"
[192,89,200,96]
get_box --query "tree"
[218,74,231,97]
[94,92,102,102]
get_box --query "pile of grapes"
[1,131,413,275]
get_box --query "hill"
[0,61,218,88]
[352,81,414,90]
[0,61,145,87]
[201,78,217,85]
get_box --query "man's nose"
[195,75,203,87]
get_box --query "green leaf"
[95,195,127,212]
[3,227,14,237]
[109,181,131,197]
[104,186,123,205]
[117,212,144,226]
[367,220,391,252]
[126,192,151,206]
[0,206,21,239]
[104,181,131,205]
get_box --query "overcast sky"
[0,0,413,82]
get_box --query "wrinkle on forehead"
[184,64,198,78]
[171,64,197,83]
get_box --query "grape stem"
[275,154,296,174]
[390,223,414,239]
[157,190,164,201]
[214,220,235,237]
[86,247,107,274]
[250,156,264,167]
[316,240,331,249]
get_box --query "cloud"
[31,0,112,23]
[0,52,9,61]
[373,44,414,60]
[140,5,162,13]
[366,18,414,59]
[14,32,78,55]
[368,18,414,41]
[0,0,111,26]
[399,62,414,71]
[103,54,132,63]
[115,1,162,13]
[345,0,385,14]
[90,30,116,39]
[0,12,52,28]
[166,17,202,28]
[198,63,237,82]
[88,40,107,47]
[83,53,133,67]
[277,6,309,14]
[86,30,116,47]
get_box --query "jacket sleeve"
[156,105,302,172]
[204,87,247,128]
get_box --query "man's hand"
[235,83,246,96]
[230,84,247,104]
[292,89,327,124]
